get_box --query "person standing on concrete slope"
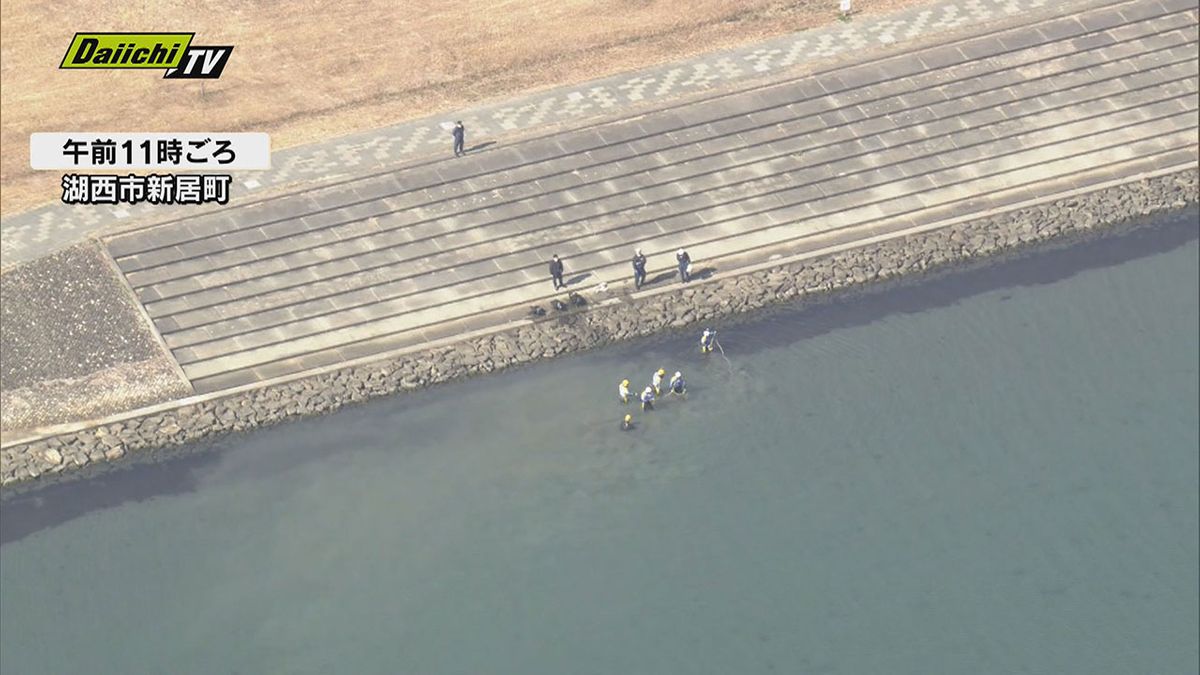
[452,121,466,157]
[676,248,692,283]
[632,248,647,289]
[640,386,656,411]
[549,254,566,290]
[618,379,632,404]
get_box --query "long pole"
[713,338,734,375]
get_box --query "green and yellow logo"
[60,33,194,68]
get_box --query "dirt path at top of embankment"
[1,0,924,216]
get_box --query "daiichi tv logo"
[60,33,232,79]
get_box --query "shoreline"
[1,168,1196,494]
[2,190,1196,543]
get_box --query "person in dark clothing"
[452,121,465,157]
[676,248,692,283]
[632,248,647,289]
[549,254,566,290]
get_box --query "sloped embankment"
[0,242,191,435]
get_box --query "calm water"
[2,216,1197,674]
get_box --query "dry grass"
[1,0,925,216]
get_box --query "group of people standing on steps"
[448,124,697,294]
[548,248,694,292]
[633,247,692,288]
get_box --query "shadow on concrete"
[566,272,592,286]
[465,141,496,154]
[646,271,677,286]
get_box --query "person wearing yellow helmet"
[621,413,635,431]
[618,378,631,404]
[651,368,666,394]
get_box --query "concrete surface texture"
[0,242,191,433]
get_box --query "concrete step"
[157,62,1199,348]
[138,36,1198,320]
[179,126,1197,382]
[186,148,1195,393]
[162,86,1198,359]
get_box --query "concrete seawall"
[2,168,1195,492]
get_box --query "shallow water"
[2,216,1197,674]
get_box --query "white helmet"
[674,371,682,378]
